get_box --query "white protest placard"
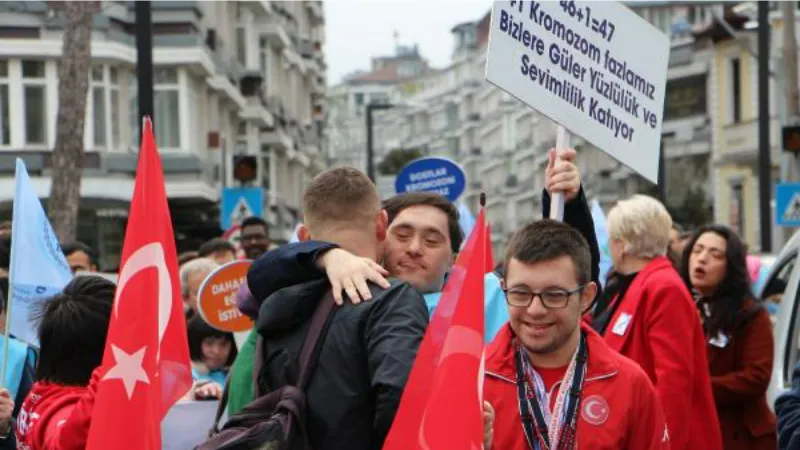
[485,0,670,183]
[162,400,220,450]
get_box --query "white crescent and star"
[102,242,173,400]
[103,345,150,400]
[582,395,610,426]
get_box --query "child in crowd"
[187,316,237,386]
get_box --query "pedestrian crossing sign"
[221,187,264,230]
[776,184,800,227]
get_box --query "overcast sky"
[323,1,492,86]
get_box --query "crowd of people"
[1,147,800,448]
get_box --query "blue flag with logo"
[288,223,301,244]
[457,202,476,250]
[590,199,613,288]
[9,159,73,345]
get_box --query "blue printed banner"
[394,157,466,202]
[9,159,73,345]
[485,0,670,183]
[590,199,613,287]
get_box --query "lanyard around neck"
[514,332,588,450]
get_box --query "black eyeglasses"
[502,285,586,309]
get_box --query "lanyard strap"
[515,332,588,450]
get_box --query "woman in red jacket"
[679,225,777,450]
[590,195,722,450]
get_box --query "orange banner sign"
[197,260,254,333]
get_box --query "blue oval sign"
[394,157,466,202]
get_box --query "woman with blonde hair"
[589,195,722,450]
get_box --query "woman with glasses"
[589,195,722,450]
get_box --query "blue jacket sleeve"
[776,361,800,449]
[541,187,600,292]
[247,240,339,303]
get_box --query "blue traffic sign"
[776,183,800,227]
[221,187,264,230]
[394,157,466,202]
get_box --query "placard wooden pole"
[549,125,570,222]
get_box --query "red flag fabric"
[86,118,193,449]
[383,207,488,450]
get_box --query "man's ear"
[376,209,388,242]
[298,224,311,242]
[581,282,598,311]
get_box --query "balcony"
[305,1,324,25]
[261,126,294,151]
[266,96,287,120]
[718,118,779,166]
[300,127,321,155]
[262,17,291,50]
[239,0,272,17]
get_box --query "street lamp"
[366,102,394,182]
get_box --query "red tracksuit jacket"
[484,322,670,449]
[599,256,722,450]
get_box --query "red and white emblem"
[582,395,610,426]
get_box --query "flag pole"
[549,125,570,222]
[1,163,21,388]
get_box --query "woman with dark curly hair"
[679,224,777,450]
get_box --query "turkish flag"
[86,118,193,449]
[382,206,488,449]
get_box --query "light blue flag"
[590,199,613,288]
[8,158,73,345]
[288,223,301,244]
[457,202,476,250]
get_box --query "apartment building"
[327,43,430,179]
[692,2,799,251]
[0,0,326,268]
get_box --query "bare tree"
[48,1,99,242]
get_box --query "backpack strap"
[208,376,232,437]
[296,290,336,389]
[253,334,266,398]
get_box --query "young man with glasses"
[483,219,668,449]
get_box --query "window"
[129,68,182,149]
[731,58,742,123]
[91,65,107,147]
[129,73,139,148]
[154,68,180,148]
[446,104,459,126]
[109,67,120,149]
[89,65,121,150]
[0,60,8,145]
[369,92,389,105]
[236,27,247,66]
[22,60,47,145]
[354,92,364,106]
[729,182,744,237]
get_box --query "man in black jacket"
[256,167,428,450]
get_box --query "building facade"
[0,0,326,268]
[692,2,799,252]
[326,43,429,180]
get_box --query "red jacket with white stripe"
[484,322,670,450]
